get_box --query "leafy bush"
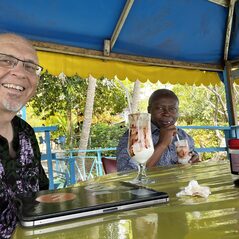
[89,123,126,156]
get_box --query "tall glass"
[127,113,154,184]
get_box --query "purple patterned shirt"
[0,116,49,238]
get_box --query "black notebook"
[18,181,169,227]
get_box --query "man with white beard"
[0,33,49,238]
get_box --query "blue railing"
[178,125,239,153]
[53,148,116,186]
[34,125,239,189]
[33,126,58,190]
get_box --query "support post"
[97,149,103,176]
[45,131,54,190]
[223,61,238,126]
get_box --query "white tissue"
[176,180,211,198]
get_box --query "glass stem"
[137,163,146,181]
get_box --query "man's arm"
[39,164,50,190]
[0,180,18,238]
[146,143,168,168]
[146,124,177,168]
[35,140,49,190]
[116,131,138,172]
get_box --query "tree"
[131,80,141,113]
[76,75,96,180]
[30,72,127,148]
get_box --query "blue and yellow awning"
[37,51,221,86]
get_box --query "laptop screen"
[18,181,169,227]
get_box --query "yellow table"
[13,161,239,239]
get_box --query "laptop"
[17,181,169,227]
[21,210,153,237]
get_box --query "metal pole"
[224,0,237,60]
[97,149,103,176]
[110,0,134,50]
[45,131,54,189]
[223,62,238,125]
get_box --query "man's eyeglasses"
[0,52,43,76]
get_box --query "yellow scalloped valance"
[37,51,221,86]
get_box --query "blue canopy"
[0,0,238,122]
[0,0,238,64]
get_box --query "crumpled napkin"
[176,180,211,198]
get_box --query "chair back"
[101,157,117,174]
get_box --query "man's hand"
[189,153,200,164]
[157,124,177,148]
[147,124,177,168]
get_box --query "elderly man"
[0,33,49,238]
[116,89,199,172]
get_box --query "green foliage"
[29,72,127,147]
[172,84,228,160]
[28,75,230,160]
[173,84,227,125]
[90,123,126,155]
[94,78,127,115]
[31,71,86,118]
[31,72,127,119]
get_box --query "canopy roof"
[0,0,239,84]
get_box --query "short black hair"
[148,89,179,109]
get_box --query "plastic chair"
[101,157,117,174]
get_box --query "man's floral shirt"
[0,116,49,238]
